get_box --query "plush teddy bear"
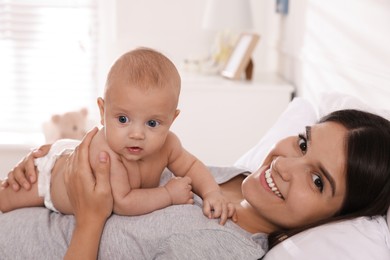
[43,108,88,143]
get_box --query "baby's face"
[99,83,179,161]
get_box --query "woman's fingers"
[5,144,51,191]
[64,127,98,187]
[95,152,112,194]
[94,151,113,218]
[28,144,51,183]
[64,127,113,221]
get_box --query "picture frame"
[221,33,260,80]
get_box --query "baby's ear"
[97,98,105,125]
[174,109,180,119]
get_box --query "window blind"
[0,0,98,143]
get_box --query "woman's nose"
[272,156,304,182]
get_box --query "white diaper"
[35,139,80,212]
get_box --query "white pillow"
[234,97,318,173]
[234,91,390,259]
[388,207,390,232]
[264,216,390,260]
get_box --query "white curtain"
[0,0,98,142]
[277,0,390,108]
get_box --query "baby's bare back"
[50,154,74,214]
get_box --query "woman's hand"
[64,127,113,260]
[64,127,113,223]
[1,144,51,191]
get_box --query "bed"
[0,92,389,259]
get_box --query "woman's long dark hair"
[268,109,390,248]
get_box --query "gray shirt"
[0,167,267,259]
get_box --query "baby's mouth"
[265,168,284,200]
[128,146,142,152]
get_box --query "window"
[0,0,98,144]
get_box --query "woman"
[2,109,390,259]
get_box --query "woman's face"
[242,121,347,230]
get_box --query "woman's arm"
[64,128,113,260]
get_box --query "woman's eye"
[147,120,159,128]
[312,174,324,192]
[298,134,307,154]
[118,116,129,124]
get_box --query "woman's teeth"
[265,168,284,199]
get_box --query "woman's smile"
[259,167,284,200]
[265,168,285,199]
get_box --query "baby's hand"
[164,176,194,205]
[202,191,236,225]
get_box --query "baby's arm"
[90,130,193,216]
[112,176,194,216]
[167,133,236,225]
[87,130,137,214]
[183,160,236,225]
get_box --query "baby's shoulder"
[89,129,119,163]
[164,131,182,148]
[166,130,179,140]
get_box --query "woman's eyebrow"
[305,126,311,141]
[307,125,336,196]
[319,165,336,196]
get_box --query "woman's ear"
[97,97,105,125]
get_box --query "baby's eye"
[147,120,159,128]
[312,174,324,192]
[298,134,307,154]
[118,116,129,124]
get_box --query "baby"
[0,48,235,224]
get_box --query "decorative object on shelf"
[201,0,253,74]
[276,0,289,15]
[221,33,260,81]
